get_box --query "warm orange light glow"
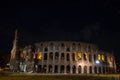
[78,52,82,60]
[97,54,101,60]
[33,53,36,59]
[37,52,42,59]
[101,54,104,61]
[107,56,111,62]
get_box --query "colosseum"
[10,31,116,74]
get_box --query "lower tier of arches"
[33,65,115,74]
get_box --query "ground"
[0,72,120,80]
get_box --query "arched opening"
[60,65,64,73]
[49,52,53,60]
[72,53,76,61]
[106,67,108,73]
[78,52,82,60]
[66,48,70,52]
[94,66,97,74]
[98,67,101,74]
[89,66,92,74]
[43,65,47,73]
[48,65,52,73]
[83,53,87,61]
[55,52,59,60]
[103,67,105,73]
[61,53,64,60]
[66,65,70,73]
[84,66,87,74]
[44,53,47,60]
[66,53,70,61]
[37,65,42,73]
[54,65,58,73]
[78,66,81,73]
[72,65,76,74]
[44,47,48,52]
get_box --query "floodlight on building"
[96,60,100,64]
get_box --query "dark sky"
[0,0,120,61]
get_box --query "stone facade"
[10,40,116,74]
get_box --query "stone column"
[70,52,72,74]
[101,67,103,74]
[52,52,55,73]
[47,52,49,73]
[92,66,94,74]
[81,66,84,74]
[42,51,44,72]
[64,52,66,74]
[76,65,78,74]
[58,52,61,73]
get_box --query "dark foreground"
[0,72,120,80]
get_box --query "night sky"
[0,0,120,61]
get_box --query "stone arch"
[48,65,52,73]
[54,65,58,73]
[37,65,42,73]
[103,66,105,73]
[83,53,87,61]
[66,65,70,73]
[72,53,76,61]
[98,67,101,74]
[78,65,82,73]
[66,48,70,52]
[55,52,59,60]
[44,53,47,60]
[94,66,97,74]
[106,66,108,73]
[66,53,70,61]
[44,47,48,52]
[89,66,92,74]
[43,65,47,73]
[49,52,53,60]
[61,53,64,60]
[60,65,64,73]
[72,65,76,74]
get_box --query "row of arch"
[36,65,115,74]
[39,52,107,63]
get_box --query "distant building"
[10,30,116,74]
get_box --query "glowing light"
[96,60,100,64]
[37,52,42,59]
[97,54,101,60]
[74,52,77,61]
[78,52,82,60]
[101,54,105,61]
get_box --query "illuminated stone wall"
[13,41,116,74]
